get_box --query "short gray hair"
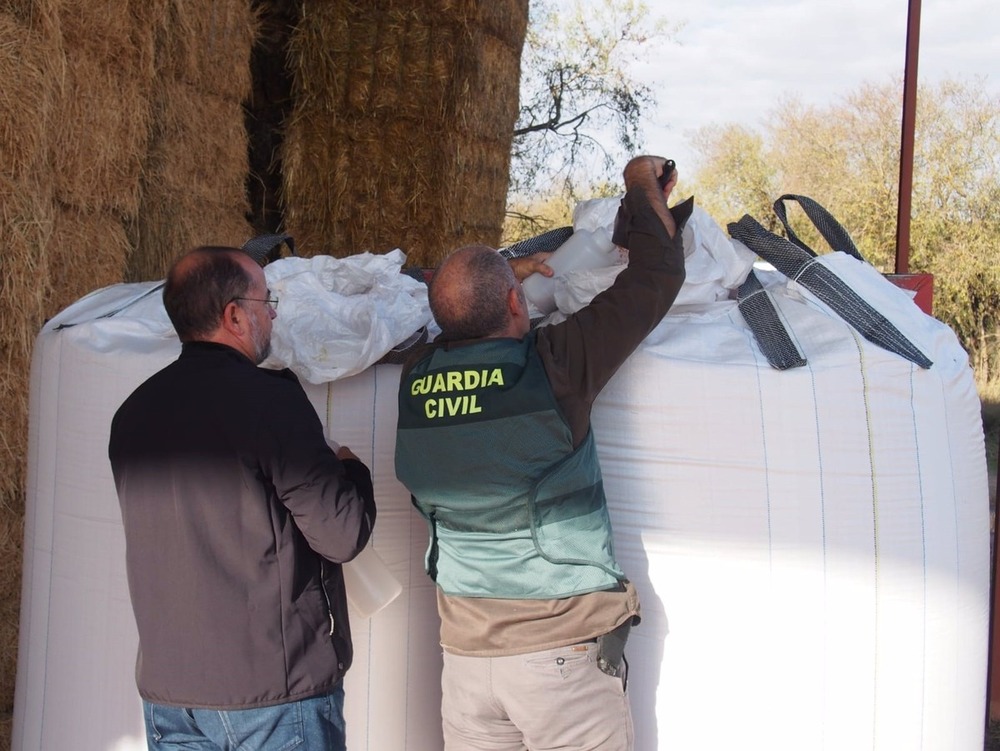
[430,246,516,340]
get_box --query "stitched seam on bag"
[739,288,768,303]
[790,257,821,283]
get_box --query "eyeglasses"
[232,295,279,311]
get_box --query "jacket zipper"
[319,560,335,636]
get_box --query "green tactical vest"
[394,333,625,599]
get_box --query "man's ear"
[507,286,525,319]
[220,301,245,337]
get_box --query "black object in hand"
[657,160,676,190]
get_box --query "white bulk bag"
[13,275,443,751]
[594,299,988,749]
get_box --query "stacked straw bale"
[47,0,159,309]
[0,2,254,747]
[282,0,528,267]
[0,7,62,746]
[129,0,255,281]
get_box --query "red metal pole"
[992,443,1000,724]
[894,0,920,274]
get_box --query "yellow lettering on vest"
[410,375,427,396]
[447,371,462,391]
[431,372,446,393]
[487,368,504,387]
[464,370,480,390]
[422,393,483,419]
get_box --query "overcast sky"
[636,0,1000,171]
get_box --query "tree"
[506,0,676,241]
[688,78,1000,378]
[688,123,777,230]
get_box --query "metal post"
[991,441,1000,725]
[895,0,921,274]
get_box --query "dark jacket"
[109,341,376,709]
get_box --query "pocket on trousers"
[522,643,596,680]
[215,703,304,751]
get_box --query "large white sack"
[14,280,442,751]
[591,281,989,749]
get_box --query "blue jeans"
[143,685,346,751]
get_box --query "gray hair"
[430,246,517,340]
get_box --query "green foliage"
[510,0,676,206]
[688,78,1000,379]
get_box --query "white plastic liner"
[263,250,433,383]
[14,236,990,750]
[571,196,758,308]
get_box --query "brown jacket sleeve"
[535,188,695,447]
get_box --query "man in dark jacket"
[109,246,376,751]
[395,155,691,750]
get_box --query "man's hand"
[508,252,554,282]
[328,436,361,463]
[623,155,678,238]
[336,445,361,463]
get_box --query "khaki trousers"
[441,642,633,751]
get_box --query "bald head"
[163,246,256,342]
[430,245,523,341]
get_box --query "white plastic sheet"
[263,250,433,383]
[570,195,757,309]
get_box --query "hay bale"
[129,81,252,281]
[57,0,162,67]
[0,10,62,185]
[50,47,152,215]
[0,185,55,513]
[46,206,131,312]
[0,504,21,714]
[124,0,254,281]
[155,0,255,98]
[282,0,528,267]
[0,11,59,509]
[0,0,57,27]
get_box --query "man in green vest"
[395,154,692,750]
